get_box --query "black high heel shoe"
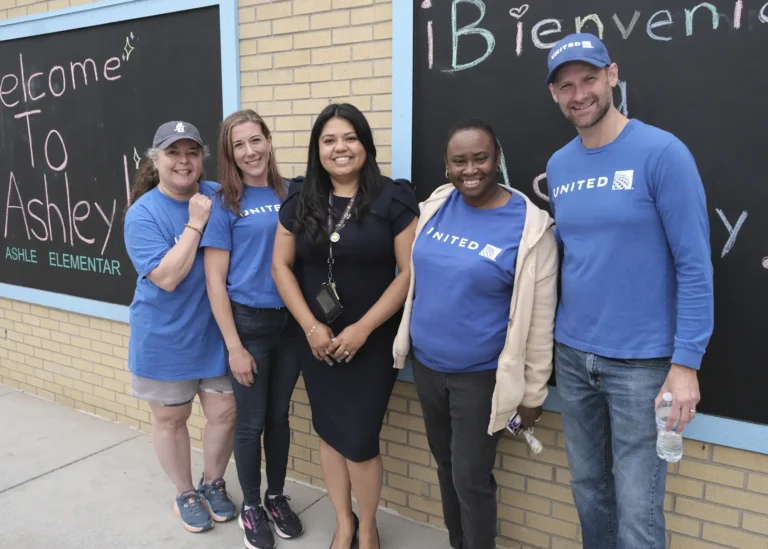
[329,512,360,549]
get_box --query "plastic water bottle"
[656,392,683,462]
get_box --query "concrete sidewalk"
[0,384,451,548]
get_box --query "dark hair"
[444,118,501,159]
[216,109,286,216]
[294,103,381,247]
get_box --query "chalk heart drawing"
[509,4,529,19]
[762,257,768,270]
[421,0,431,9]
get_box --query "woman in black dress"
[272,103,418,549]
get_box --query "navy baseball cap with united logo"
[152,120,204,149]
[545,33,612,85]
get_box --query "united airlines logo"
[611,170,634,191]
[479,244,502,261]
[550,40,593,60]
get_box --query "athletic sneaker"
[198,477,237,522]
[264,494,304,539]
[173,489,213,533]
[238,504,275,549]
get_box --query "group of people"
[124,33,714,549]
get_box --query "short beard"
[563,90,612,129]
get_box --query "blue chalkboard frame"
[0,0,239,323]
[390,0,768,455]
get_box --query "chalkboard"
[412,0,768,425]
[0,6,223,306]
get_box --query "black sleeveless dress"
[279,176,419,462]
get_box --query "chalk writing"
[686,3,720,35]
[531,19,561,48]
[716,209,747,258]
[734,0,743,29]
[428,20,434,69]
[576,14,605,39]
[123,36,135,61]
[761,1,768,23]
[613,11,641,39]
[533,173,548,202]
[647,10,673,41]
[617,80,628,116]
[447,0,495,72]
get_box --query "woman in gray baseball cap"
[124,120,237,534]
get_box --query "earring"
[445,170,449,180]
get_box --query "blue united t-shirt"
[410,189,526,373]
[124,181,226,381]
[546,119,714,368]
[200,183,286,308]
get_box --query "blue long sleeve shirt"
[546,119,714,369]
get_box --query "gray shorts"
[131,374,233,406]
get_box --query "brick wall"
[1,1,767,548]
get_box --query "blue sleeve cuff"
[672,348,703,370]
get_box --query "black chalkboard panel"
[0,6,222,306]
[412,1,768,425]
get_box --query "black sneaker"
[264,494,304,539]
[238,504,275,549]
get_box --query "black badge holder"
[314,192,356,324]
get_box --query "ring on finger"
[344,350,350,356]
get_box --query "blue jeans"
[555,341,671,549]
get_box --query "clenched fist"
[188,193,212,228]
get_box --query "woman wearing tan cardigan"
[393,119,558,549]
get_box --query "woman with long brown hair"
[201,109,304,549]
[124,121,237,534]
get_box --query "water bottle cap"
[663,392,673,401]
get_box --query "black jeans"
[412,358,502,549]
[229,302,301,506]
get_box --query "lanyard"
[326,192,356,287]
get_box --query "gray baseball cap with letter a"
[152,120,204,149]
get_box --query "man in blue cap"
[543,33,714,547]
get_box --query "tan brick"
[683,439,712,460]
[500,489,551,514]
[408,495,443,517]
[111,323,130,336]
[312,45,351,65]
[21,313,40,326]
[352,77,391,95]
[293,458,323,479]
[294,66,332,83]
[333,0,372,7]
[525,512,578,540]
[501,456,552,480]
[362,111,390,129]
[374,59,392,77]
[291,416,310,433]
[103,378,126,393]
[333,25,373,45]
[293,0,330,15]
[94,387,116,401]
[373,21,391,40]
[386,502,428,523]
[499,523,549,548]
[743,513,768,536]
[68,314,90,327]
[274,50,311,68]
[5,311,23,323]
[667,513,701,537]
[13,323,32,336]
[380,485,407,506]
[242,54,274,72]
[555,467,572,485]
[713,446,768,472]
[125,407,150,423]
[495,470,525,490]
[527,479,574,504]
[258,36,293,53]
[388,442,430,465]
[679,460,745,488]
[255,100,292,116]
[49,310,69,322]
[350,4,389,25]
[51,331,71,344]
[667,476,705,498]
[380,425,407,444]
[551,537,583,549]
[259,69,293,85]
[408,432,429,451]
[242,86,274,102]
[498,504,525,525]
[59,323,80,336]
[409,463,438,484]
[240,39,257,56]
[293,30,332,50]
[273,15,310,35]
[747,473,768,494]
[274,83,311,100]
[11,301,30,314]
[388,473,429,496]
[238,6,255,23]
[381,456,408,475]
[705,484,768,511]
[552,503,579,524]
[675,498,740,527]
[98,331,124,346]
[255,1,290,20]
[702,523,768,548]
[311,10,350,30]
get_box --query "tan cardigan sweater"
[393,183,559,435]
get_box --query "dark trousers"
[412,358,502,549]
[229,302,301,506]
